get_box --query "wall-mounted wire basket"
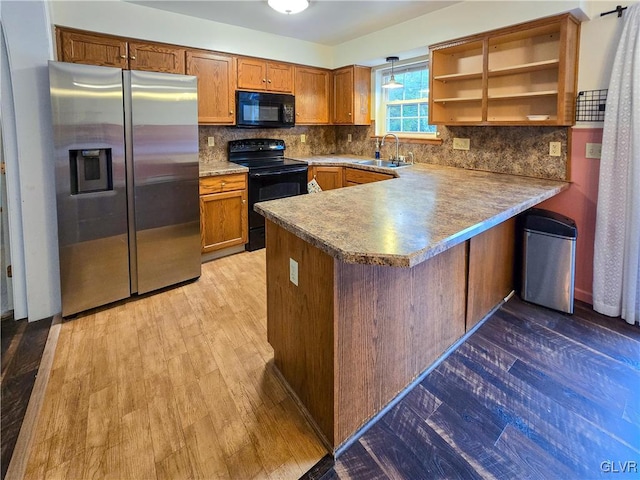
[576,89,607,122]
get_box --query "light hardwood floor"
[21,250,326,479]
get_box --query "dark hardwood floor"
[310,297,640,480]
[1,315,52,479]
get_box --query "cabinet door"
[129,42,185,74]
[200,190,248,253]
[295,67,330,124]
[237,57,267,90]
[186,51,236,124]
[344,168,392,185]
[266,62,294,93]
[57,29,128,68]
[333,67,354,124]
[311,166,344,190]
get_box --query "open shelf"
[488,59,559,77]
[433,96,483,103]
[488,90,557,100]
[428,13,579,125]
[433,71,483,82]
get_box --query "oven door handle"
[250,167,308,178]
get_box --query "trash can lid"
[523,208,577,238]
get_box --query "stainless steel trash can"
[521,208,577,314]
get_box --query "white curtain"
[593,3,640,326]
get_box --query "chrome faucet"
[381,133,400,164]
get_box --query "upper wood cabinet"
[295,66,330,124]
[128,41,185,74]
[332,65,371,125]
[56,27,185,74]
[186,50,236,125]
[429,13,580,126]
[237,57,294,93]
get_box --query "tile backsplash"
[199,122,569,181]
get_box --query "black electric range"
[228,139,308,251]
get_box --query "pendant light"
[382,56,403,89]
[268,0,309,15]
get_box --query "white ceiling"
[127,0,460,46]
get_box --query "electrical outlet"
[585,143,602,159]
[549,142,561,156]
[452,138,470,150]
[207,136,215,147]
[300,134,306,143]
[289,258,299,286]
[347,133,352,142]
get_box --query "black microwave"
[236,91,295,128]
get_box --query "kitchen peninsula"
[255,159,568,453]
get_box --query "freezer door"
[127,70,200,294]
[48,61,130,316]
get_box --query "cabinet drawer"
[199,174,246,195]
[344,168,393,185]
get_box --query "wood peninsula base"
[265,218,515,453]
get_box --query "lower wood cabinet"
[308,166,344,191]
[199,174,248,253]
[344,167,394,186]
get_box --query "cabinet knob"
[348,112,352,116]
[262,78,266,83]
[130,56,136,60]
[268,79,272,83]
[120,55,127,59]
[221,181,226,186]
[242,199,246,204]
[230,111,234,114]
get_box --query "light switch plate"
[585,143,602,159]
[347,133,352,142]
[207,136,215,147]
[549,142,561,156]
[300,134,306,143]
[289,258,299,286]
[453,138,470,150]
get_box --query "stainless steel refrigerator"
[49,61,201,317]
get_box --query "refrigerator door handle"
[123,71,138,294]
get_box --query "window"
[378,61,436,137]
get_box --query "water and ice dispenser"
[69,148,112,194]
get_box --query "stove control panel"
[228,139,286,154]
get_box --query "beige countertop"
[255,156,568,268]
[199,162,248,178]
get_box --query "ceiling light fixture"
[382,56,403,89]
[268,0,309,15]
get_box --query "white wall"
[1,0,59,321]
[50,0,333,68]
[576,0,634,91]
[333,0,589,67]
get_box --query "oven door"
[247,166,307,250]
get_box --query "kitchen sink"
[356,160,411,168]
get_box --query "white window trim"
[374,57,438,140]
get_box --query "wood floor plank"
[333,442,387,480]
[183,415,231,480]
[508,358,640,450]
[448,338,639,476]
[494,424,577,479]
[504,298,640,371]
[363,417,480,480]
[480,309,637,414]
